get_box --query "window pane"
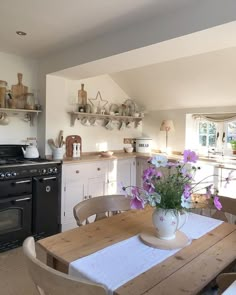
[199,135,207,146]
[227,121,236,142]
[208,135,216,147]
[199,122,207,134]
[208,123,216,135]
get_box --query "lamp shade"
[160,120,175,132]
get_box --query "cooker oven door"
[0,194,32,247]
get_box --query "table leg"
[46,253,68,274]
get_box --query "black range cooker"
[0,145,61,252]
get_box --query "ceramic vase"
[152,208,188,240]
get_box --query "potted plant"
[230,140,236,155]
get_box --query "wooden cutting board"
[65,135,82,157]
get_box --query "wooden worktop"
[61,151,236,168]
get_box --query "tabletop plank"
[142,230,236,295]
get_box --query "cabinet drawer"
[64,161,108,183]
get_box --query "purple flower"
[183,150,198,163]
[142,167,161,181]
[130,188,145,209]
[183,184,191,199]
[143,181,155,193]
[213,196,222,210]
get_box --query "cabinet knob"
[84,196,87,200]
[76,170,80,174]
[97,168,101,171]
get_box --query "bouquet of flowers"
[122,150,223,211]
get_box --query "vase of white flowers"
[121,150,223,240]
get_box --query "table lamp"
[160,120,175,153]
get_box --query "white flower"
[150,155,168,167]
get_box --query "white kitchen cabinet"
[106,158,136,194]
[61,161,108,231]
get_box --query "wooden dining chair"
[216,273,236,294]
[73,194,131,226]
[23,237,108,295]
[190,195,236,224]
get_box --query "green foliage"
[230,140,236,150]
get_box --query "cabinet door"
[107,158,136,194]
[136,158,149,188]
[63,182,85,222]
[87,175,106,198]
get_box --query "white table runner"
[69,213,223,294]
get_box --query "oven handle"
[0,194,32,204]
[14,197,31,202]
[14,180,32,185]
[35,176,57,182]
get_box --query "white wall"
[45,74,142,155]
[143,106,236,153]
[0,51,39,144]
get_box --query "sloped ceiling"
[0,0,191,58]
[110,47,236,111]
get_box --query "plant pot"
[152,208,188,240]
[233,150,236,155]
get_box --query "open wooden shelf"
[68,111,143,127]
[0,108,42,126]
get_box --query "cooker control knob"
[5,172,11,178]
[52,167,57,173]
[11,172,17,177]
[41,169,47,174]
[0,173,5,179]
[48,168,53,173]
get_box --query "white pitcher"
[152,208,188,240]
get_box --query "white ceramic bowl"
[124,147,134,153]
[100,151,114,157]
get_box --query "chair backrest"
[191,195,236,224]
[23,237,108,295]
[73,195,131,226]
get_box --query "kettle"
[22,144,39,159]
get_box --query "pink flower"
[183,150,198,163]
[143,181,155,193]
[205,185,213,199]
[213,196,222,211]
[130,188,145,209]
[183,184,191,199]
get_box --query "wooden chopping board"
[65,135,82,157]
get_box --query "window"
[186,113,236,156]
[198,121,217,147]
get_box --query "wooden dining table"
[38,208,236,295]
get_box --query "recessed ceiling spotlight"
[16,31,27,36]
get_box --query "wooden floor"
[0,245,219,295]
